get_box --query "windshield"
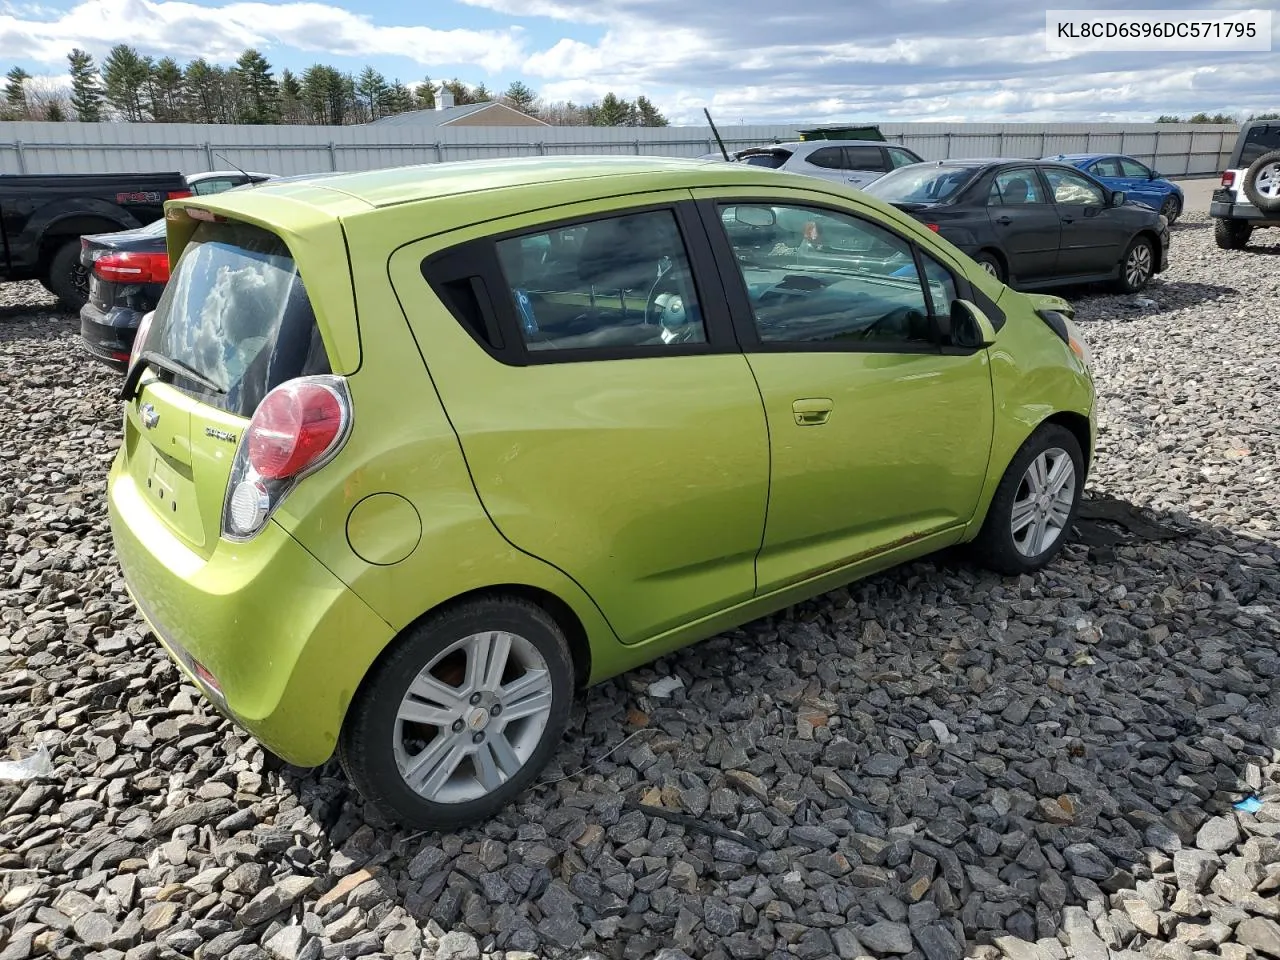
[863,165,978,204]
[136,220,329,417]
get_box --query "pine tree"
[356,66,388,121]
[68,49,102,121]
[441,79,471,105]
[278,69,304,123]
[502,81,536,114]
[471,83,492,103]
[596,92,633,126]
[634,96,667,127]
[302,64,348,125]
[413,77,436,109]
[183,58,225,124]
[151,57,184,121]
[5,68,31,117]
[46,102,65,121]
[235,49,278,124]
[382,80,414,116]
[101,45,150,120]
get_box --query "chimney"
[437,85,454,110]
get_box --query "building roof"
[370,102,550,127]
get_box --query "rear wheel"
[1114,236,1155,293]
[338,595,574,831]
[44,240,89,310]
[1243,149,1280,214]
[1214,218,1252,250]
[973,251,1005,284]
[1160,195,1182,224]
[970,424,1084,576]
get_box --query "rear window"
[739,151,791,168]
[1241,125,1280,166]
[138,220,329,417]
[863,164,979,203]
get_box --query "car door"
[1041,166,1124,276]
[390,194,770,645]
[841,145,891,189]
[985,167,1062,282]
[1117,156,1162,210]
[694,189,995,594]
[796,146,851,185]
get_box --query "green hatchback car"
[107,156,1096,830]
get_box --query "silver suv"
[707,140,924,190]
[1211,120,1280,250]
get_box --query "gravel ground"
[1,213,1278,960]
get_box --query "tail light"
[925,223,940,232]
[167,189,193,200]
[1221,171,1236,188]
[221,376,352,541]
[93,251,170,284]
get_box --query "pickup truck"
[0,171,191,308]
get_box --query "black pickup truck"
[0,171,191,308]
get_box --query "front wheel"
[338,596,574,831]
[1114,236,1155,293]
[1160,195,1182,224]
[970,424,1084,576]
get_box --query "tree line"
[0,46,670,127]
[1155,112,1279,123]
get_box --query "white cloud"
[0,0,526,71]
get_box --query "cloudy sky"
[0,0,1275,123]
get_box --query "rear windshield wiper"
[118,351,226,402]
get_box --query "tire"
[1113,235,1155,293]
[45,240,90,310]
[970,423,1084,576]
[338,595,574,831]
[973,251,1006,284]
[1242,149,1280,214]
[1213,218,1252,250]
[1160,194,1182,224]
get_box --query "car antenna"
[214,151,253,182]
[704,108,731,162]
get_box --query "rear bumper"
[80,302,141,371]
[1211,194,1280,223]
[107,452,394,766]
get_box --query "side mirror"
[951,299,997,348]
[1110,190,1126,207]
[1149,171,1160,180]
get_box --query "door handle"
[1062,216,1075,224]
[793,398,833,425]
[995,216,1012,225]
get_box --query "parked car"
[0,171,190,308]
[108,155,1096,830]
[78,217,170,369]
[705,140,924,189]
[186,169,277,195]
[863,158,1170,293]
[1211,119,1280,250]
[1046,153,1184,223]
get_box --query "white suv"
[1211,120,1280,250]
[708,140,924,190]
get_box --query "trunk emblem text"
[205,427,237,444]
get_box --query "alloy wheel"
[980,260,999,278]
[393,630,553,803]
[1125,243,1152,289]
[1255,160,1280,202]
[1010,447,1076,557]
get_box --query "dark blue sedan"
[1044,153,1184,223]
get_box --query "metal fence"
[0,120,1239,179]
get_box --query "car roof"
[187,169,275,181]
[186,155,874,214]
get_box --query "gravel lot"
[1,212,1278,960]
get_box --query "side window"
[807,147,846,169]
[193,178,234,196]
[988,169,1047,205]
[717,202,934,349]
[1044,167,1106,206]
[1089,158,1122,178]
[1118,157,1151,178]
[887,147,920,169]
[844,146,888,172]
[1242,126,1280,165]
[494,209,707,353]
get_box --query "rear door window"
[844,146,889,172]
[1089,158,1122,178]
[137,220,329,417]
[807,148,846,169]
[1241,126,1280,166]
